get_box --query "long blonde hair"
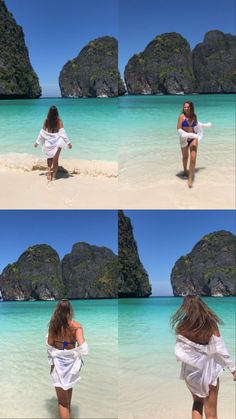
[49,299,73,337]
[171,295,223,340]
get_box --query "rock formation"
[171,231,236,296]
[192,30,236,93]
[59,36,126,98]
[118,210,152,297]
[0,245,63,300]
[124,32,195,95]
[61,242,117,298]
[0,242,118,300]
[0,1,41,98]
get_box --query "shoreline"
[0,153,117,178]
[0,152,234,209]
[0,153,118,209]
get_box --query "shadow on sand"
[176,167,206,180]
[39,166,75,180]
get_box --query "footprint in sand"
[64,198,74,207]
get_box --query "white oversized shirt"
[36,128,71,158]
[47,339,88,390]
[175,334,235,397]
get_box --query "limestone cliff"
[0,1,41,98]
[0,245,63,300]
[171,231,236,296]
[0,242,118,300]
[59,36,126,98]
[192,30,236,93]
[61,242,117,298]
[124,32,195,95]
[118,210,152,297]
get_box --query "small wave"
[0,153,118,178]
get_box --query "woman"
[171,295,236,419]
[47,299,88,419]
[34,105,72,181]
[177,101,199,188]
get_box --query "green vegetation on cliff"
[171,231,236,296]
[0,1,41,98]
[118,210,152,297]
[124,32,195,95]
[0,244,63,300]
[59,36,126,98]
[62,242,117,298]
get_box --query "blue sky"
[0,210,235,297]
[125,210,236,296]
[5,0,118,97]
[5,0,235,97]
[0,210,117,273]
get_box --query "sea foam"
[0,153,118,178]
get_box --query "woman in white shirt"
[171,295,236,419]
[47,299,88,419]
[34,105,72,181]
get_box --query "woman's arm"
[213,332,236,376]
[177,114,184,130]
[75,325,85,346]
[58,119,64,129]
[47,332,54,346]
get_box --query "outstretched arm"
[213,333,236,377]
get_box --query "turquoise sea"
[0,297,235,418]
[119,94,235,188]
[118,297,236,419]
[0,98,118,161]
[0,299,118,419]
[0,95,235,184]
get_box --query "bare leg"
[181,146,189,177]
[188,140,198,188]
[47,158,53,181]
[204,380,219,419]
[191,392,204,419]
[55,387,71,419]
[68,388,73,411]
[52,148,62,180]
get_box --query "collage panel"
[0,0,119,209]
[118,0,235,209]
[118,210,236,419]
[0,210,118,418]
[0,0,235,419]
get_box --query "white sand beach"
[0,154,118,209]
[119,161,235,209]
[119,371,235,419]
[0,152,234,209]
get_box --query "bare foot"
[183,171,188,179]
[47,172,52,181]
[188,177,193,188]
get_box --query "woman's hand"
[232,371,236,381]
[68,143,72,149]
[34,143,38,148]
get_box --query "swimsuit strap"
[54,339,76,350]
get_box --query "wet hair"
[49,299,74,338]
[170,295,223,339]
[45,105,60,132]
[182,101,197,121]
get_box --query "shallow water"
[118,297,236,419]
[0,300,118,419]
[0,297,235,418]
[0,98,118,161]
[1,95,235,188]
[119,94,235,189]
